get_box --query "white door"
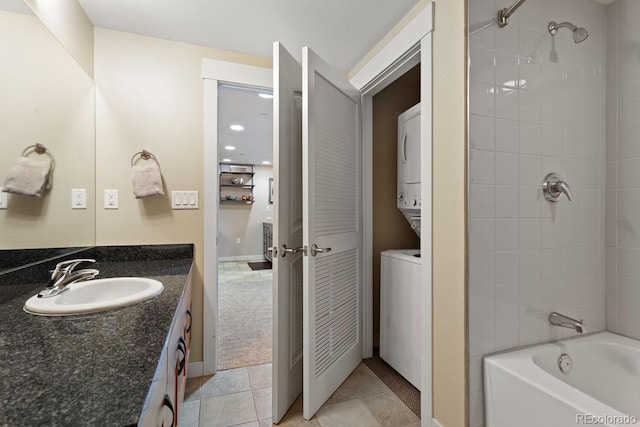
[272,42,304,423]
[302,46,363,420]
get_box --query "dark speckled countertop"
[0,244,194,427]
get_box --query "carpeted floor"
[218,261,273,370]
[363,353,421,417]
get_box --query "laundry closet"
[371,64,421,388]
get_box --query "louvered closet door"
[301,46,362,420]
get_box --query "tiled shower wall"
[468,0,606,426]
[606,1,640,341]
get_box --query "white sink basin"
[24,277,164,316]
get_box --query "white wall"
[218,165,273,259]
[468,0,606,425]
[605,0,640,341]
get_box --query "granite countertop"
[0,245,193,427]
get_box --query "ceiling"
[218,85,273,165]
[77,0,420,73]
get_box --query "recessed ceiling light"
[262,161,271,165]
[222,158,231,162]
[230,124,244,131]
[224,146,236,150]
[258,93,273,99]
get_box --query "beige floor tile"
[248,363,272,389]
[200,391,257,427]
[178,399,200,427]
[258,418,272,427]
[253,386,272,420]
[316,399,381,427]
[242,272,264,281]
[360,392,420,426]
[286,394,303,415]
[325,364,389,405]
[201,368,251,398]
[278,412,320,426]
[232,422,259,427]
[184,377,202,402]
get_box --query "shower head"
[548,21,589,43]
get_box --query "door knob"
[310,244,332,257]
[280,244,303,258]
[267,246,278,256]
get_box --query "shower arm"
[498,0,527,28]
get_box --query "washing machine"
[380,249,421,390]
[397,103,421,236]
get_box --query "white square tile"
[470,47,496,84]
[470,318,496,357]
[469,286,495,324]
[542,125,563,157]
[519,56,542,92]
[470,219,495,254]
[606,132,617,162]
[564,128,582,159]
[519,154,541,187]
[519,186,542,219]
[495,218,518,251]
[495,251,519,286]
[470,114,495,151]
[470,184,495,218]
[470,81,496,117]
[618,98,640,131]
[519,89,542,123]
[495,85,519,121]
[520,122,542,155]
[519,250,541,282]
[519,218,541,249]
[495,185,518,218]
[470,149,495,184]
[519,281,542,314]
[495,152,518,183]
[618,128,640,160]
[541,248,563,280]
[495,119,519,153]
[495,52,519,88]
[469,252,494,288]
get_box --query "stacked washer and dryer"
[380,103,422,389]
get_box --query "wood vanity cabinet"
[139,268,193,427]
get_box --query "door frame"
[202,59,272,375]
[349,2,434,425]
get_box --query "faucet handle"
[54,259,96,273]
[543,173,573,202]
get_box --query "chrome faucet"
[549,312,585,334]
[543,173,573,202]
[38,259,99,298]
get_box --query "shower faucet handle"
[542,173,573,202]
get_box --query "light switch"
[171,191,199,210]
[71,189,87,209]
[0,188,7,209]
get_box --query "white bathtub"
[484,332,640,427]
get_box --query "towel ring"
[130,149,161,168]
[22,143,55,169]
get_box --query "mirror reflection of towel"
[131,163,164,198]
[3,157,52,197]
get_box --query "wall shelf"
[219,163,255,205]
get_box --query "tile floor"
[219,260,273,283]
[180,362,420,427]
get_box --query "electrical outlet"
[71,189,87,209]
[0,188,7,209]
[104,189,119,209]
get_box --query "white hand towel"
[3,157,52,197]
[131,163,164,198]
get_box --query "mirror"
[0,4,95,265]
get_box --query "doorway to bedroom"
[216,84,274,371]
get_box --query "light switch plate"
[71,189,87,209]
[171,191,199,209]
[0,188,7,209]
